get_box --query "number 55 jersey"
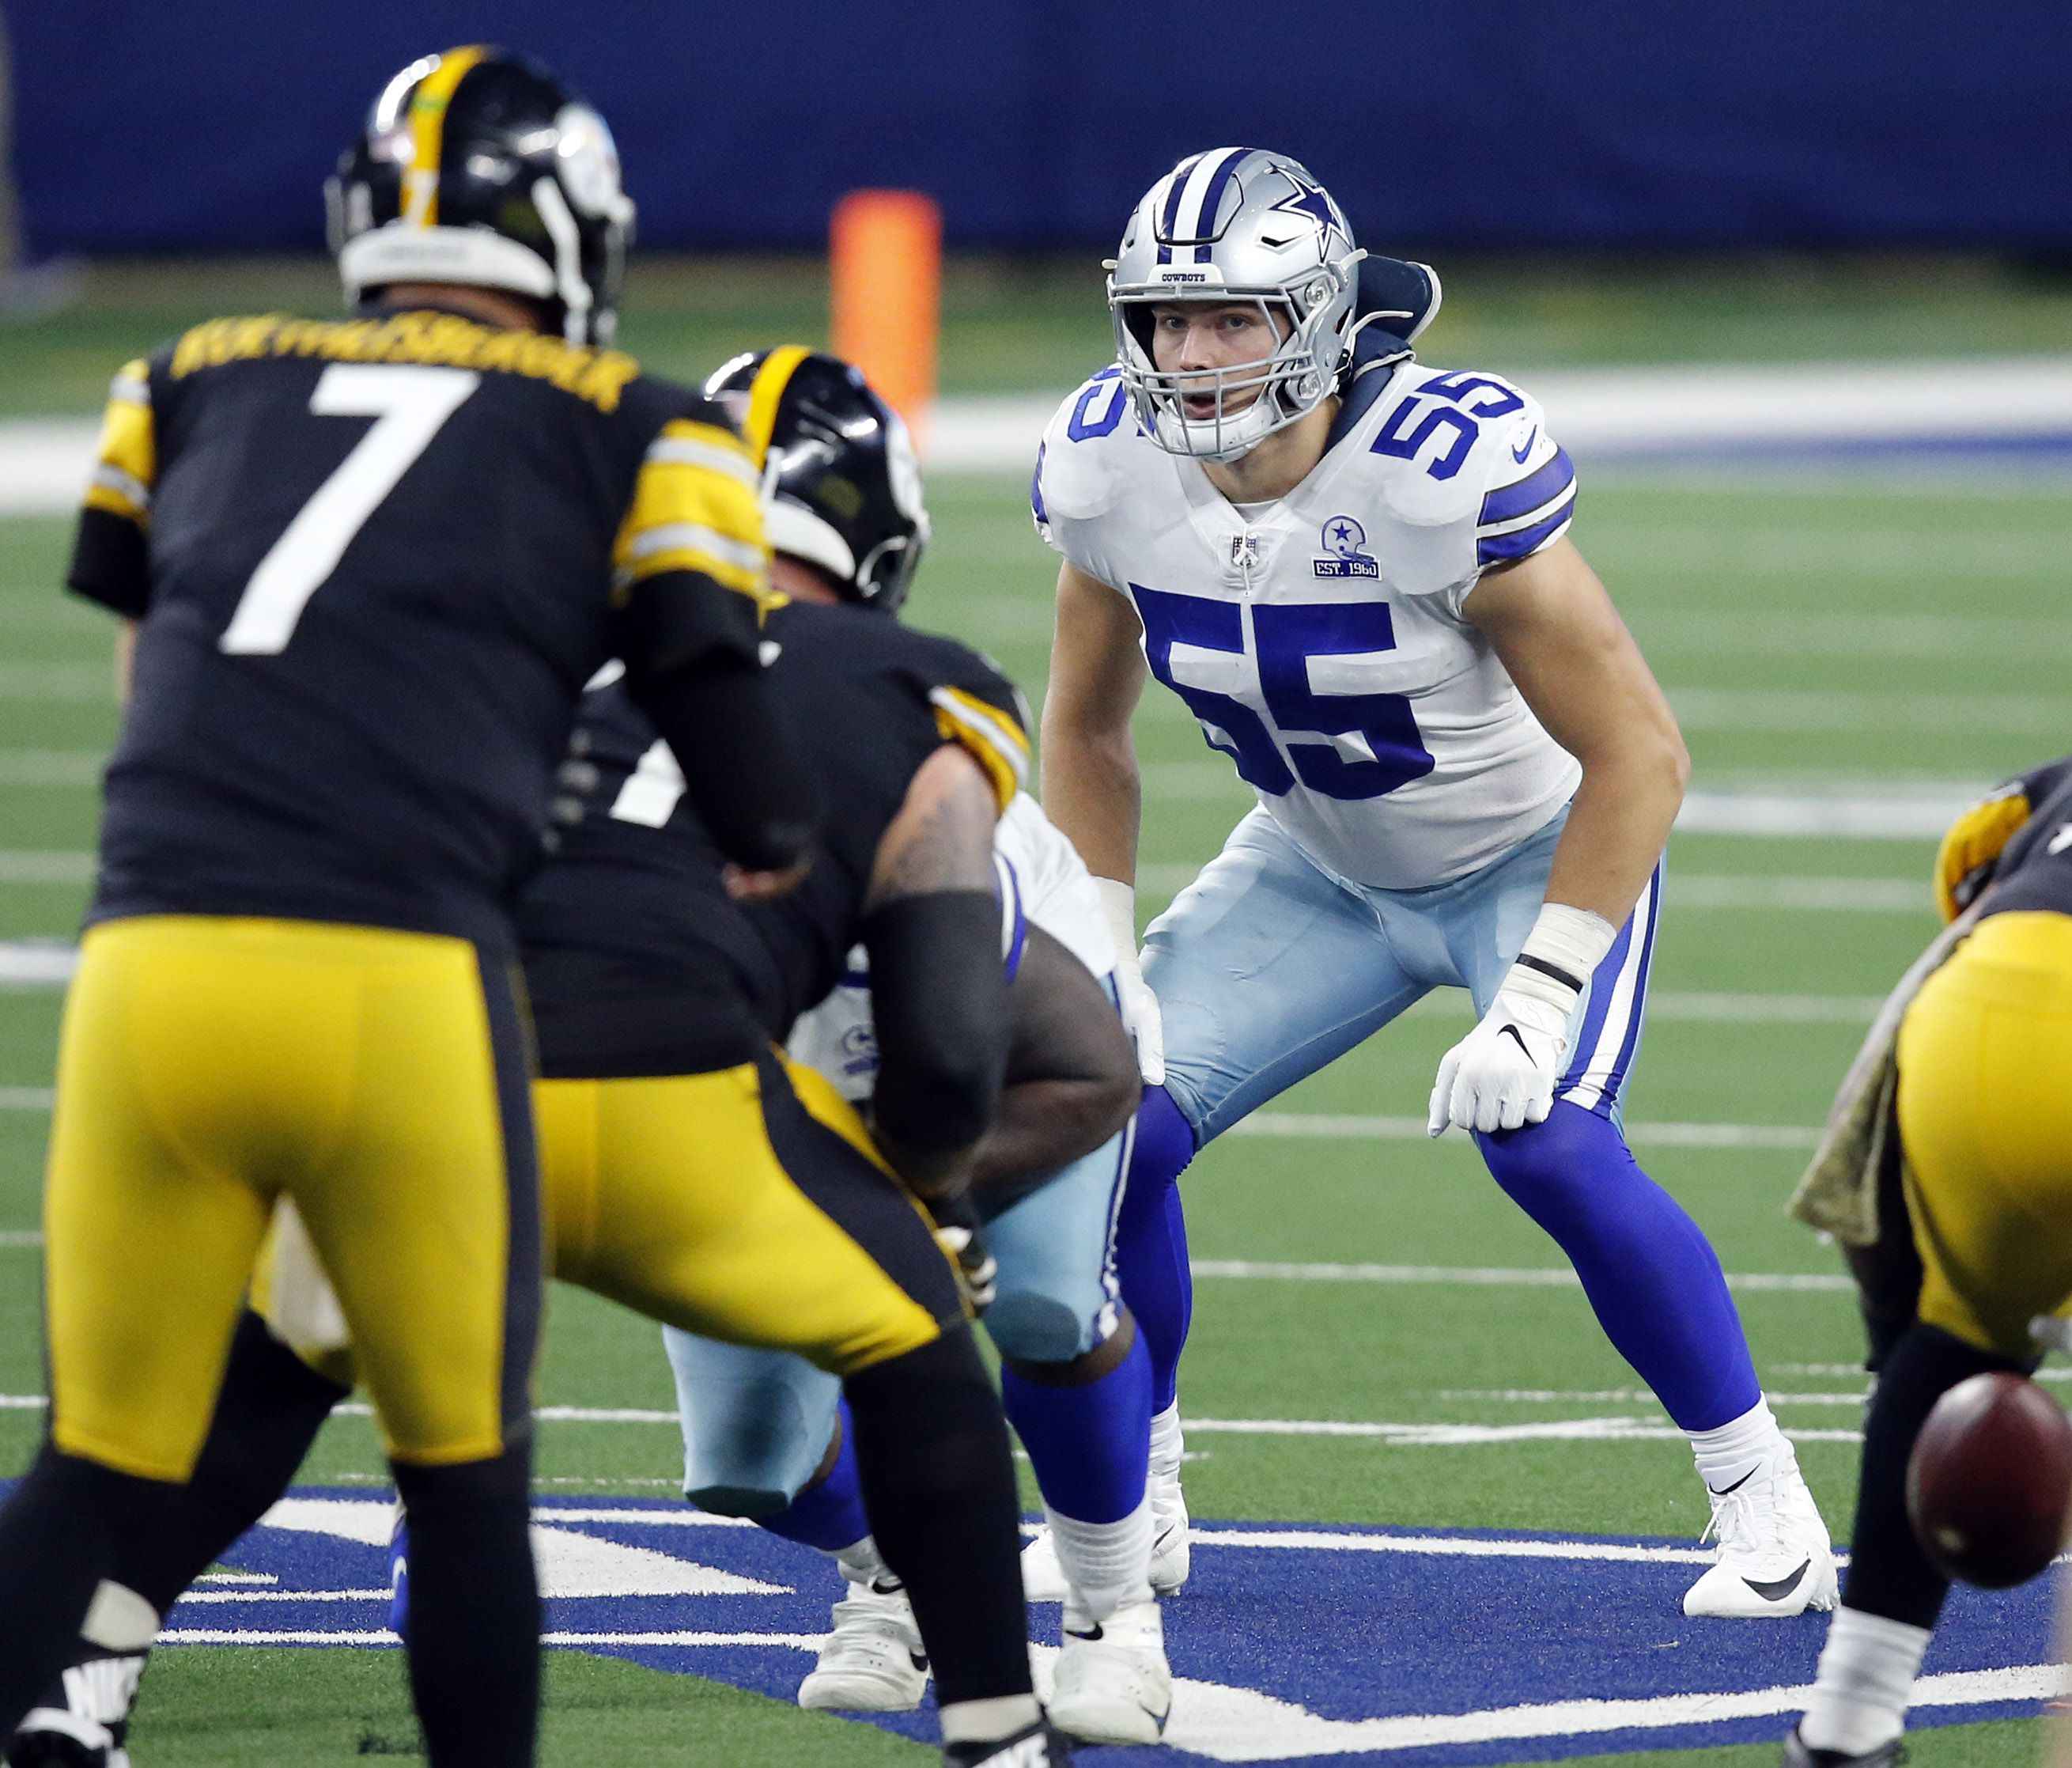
[1033,357,1583,891]
[68,305,771,950]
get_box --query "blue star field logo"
[1269,165,1350,258]
[1316,514,1379,578]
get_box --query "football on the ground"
[1907,1372,2072,1588]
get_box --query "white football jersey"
[786,792,1116,1104]
[1034,361,1583,889]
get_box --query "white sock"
[940,1692,1042,1746]
[830,1535,894,1591]
[1149,1403,1185,1482]
[1688,1398,1790,1494]
[1798,1606,1930,1755]
[1047,1497,1154,1621]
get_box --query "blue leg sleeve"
[1114,1085,1197,1414]
[1476,1100,1761,1433]
[1000,1331,1153,1525]
[759,1399,871,1555]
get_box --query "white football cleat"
[1048,1596,1172,1745]
[1021,1528,1068,1603]
[1683,1445,1839,1618]
[797,1579,930,1711]
[1145,1405,1190,1596]
[1148,1466,1190,1596]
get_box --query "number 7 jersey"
[1034,358,1583,889]
[67,306,772,950]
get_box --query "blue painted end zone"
[152,1491,2051,1766]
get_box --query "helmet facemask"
[1110,265,1359,461]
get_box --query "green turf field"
[1,452,2067,1762]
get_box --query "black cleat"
[1780,1724,1905,1768]
[943,1717,1076,1766]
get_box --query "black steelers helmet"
[703,348,931,616]
[326,46,633,346]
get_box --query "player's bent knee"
[984,1289,1098,1365]
[1476,1100,1628,1209]
[685,1482,800,1520]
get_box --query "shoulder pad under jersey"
[1032,366,1144,555]
[1357,364,1579,575]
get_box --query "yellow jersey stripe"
[406,45,490,226]
[741,345,813,467]
[85,361,155,528]
[625,521,766,576]
[646,430,762,487]
[929,686,1029,812]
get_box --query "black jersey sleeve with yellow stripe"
[68,357,161,619]
[926,674,1031,814]
[608,410,779,678]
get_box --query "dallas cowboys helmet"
[327,46,634,346]
[1108,148,1367,460]
[703,348,931,616]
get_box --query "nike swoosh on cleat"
[1706,1466,1759,1497]
[1743,1559,1811,1601]
[1511,427,1537,462]
[909,1652,929,1671]
[1064,1625,1104,1642]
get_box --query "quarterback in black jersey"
[0,47,819,1768]
[1786,755,2072,1766]
[9,350,1077,1768]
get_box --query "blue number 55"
[1132,585,1432,802]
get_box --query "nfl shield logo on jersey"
[1315,515,1379,577]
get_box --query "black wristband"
[1514,951,1586,995]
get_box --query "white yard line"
[1226,1115,1823,1150]
[176,1588,391,1603]
[1191,1261,1850,1292]
[0,851,93,884]
[0,1391,1858,1444]
[1131,783,1982,847]
[0,664,112,702]
[1635,609,2072,655]
[1442,1388,1866,1408]
[0,1089,54,1111]
[0,750,101,786]
[0,1229,43,1248]
[1666,877,1925,912]
[1164,1663,2061,1762]
[1671,689,2072,736]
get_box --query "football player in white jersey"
[1035,147,1835,1618]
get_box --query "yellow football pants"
[537,1053,956,1372]
[256,1051,958,1393]
[1897,911,2072,1359]
[44,916,539,1481]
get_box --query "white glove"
[1095,876,1165,1087]
[1427,987,1572,1136]
[1427,902,1616,1138]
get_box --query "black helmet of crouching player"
[703,347,931,617]
[327,46,633,346]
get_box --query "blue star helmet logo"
[1269,166,1349,259]
[1323,515,1368,559]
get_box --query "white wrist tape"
[1094,876,1144,983]
[1502,902,1618,1013]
